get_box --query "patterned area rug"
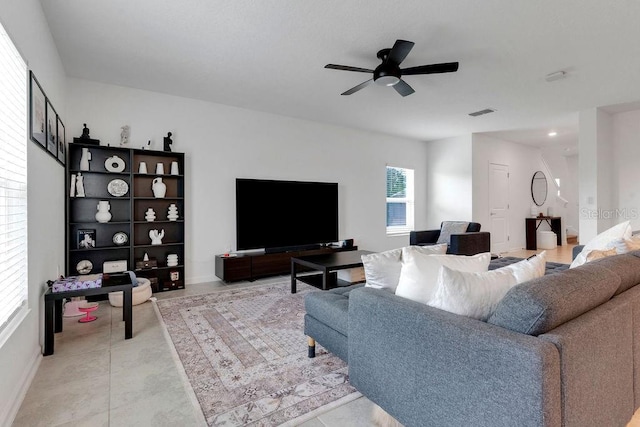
[155,280,358,426]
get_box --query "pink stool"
[78,302,99,323]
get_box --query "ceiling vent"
[468,108,496,117]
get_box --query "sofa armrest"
[449,231,491,255]
[348,287,561,427]
[409,229,440,245]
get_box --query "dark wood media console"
[215,246,357,282]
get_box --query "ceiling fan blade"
[325,64,374,73]
[386,40,414,65]
[341,79,373,95]
[393,79,415,97]
[402,62,459,75]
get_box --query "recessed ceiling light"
[548,131,557,137]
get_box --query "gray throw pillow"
[436,221,470,245]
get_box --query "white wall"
[612,108,640,231]
[66,78,429,284]
[424,136,473,228]
[564,154,580,236]
[540,147,579,243]
[0,0,67,424]
[578,108,616,242]
[472,134,551,251]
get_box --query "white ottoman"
[108,278,152,307]
[537,230,557,250]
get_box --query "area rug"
[154,280,359,426]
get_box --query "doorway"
[489,163,509,253]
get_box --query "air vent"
[468,108,496,117]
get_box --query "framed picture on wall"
[45,99,57,156]
[57,116,66,165]
[29,71,47,148]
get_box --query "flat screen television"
[236,178,338,251]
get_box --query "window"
[386,166,414,234]
[0,21,28,345]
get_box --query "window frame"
[0,21,29,348]
[386,166,415,235]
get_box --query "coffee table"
[290,250,373,293]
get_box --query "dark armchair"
[410,221,491,255]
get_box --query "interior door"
[489,163,509,254]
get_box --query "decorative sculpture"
[73,123,100,145]
[163,132,173,152]
[149,229,165,245]
[75,173,85,197]
[120,125,130,146]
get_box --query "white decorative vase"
[170,161,179,175]
[80,148,91,171]
[149,229,164,245]
[95,201,112,223]
[167,203,179,221]
[145,208,156,222]
[152,177,166,198]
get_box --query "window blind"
[0,22,28,338]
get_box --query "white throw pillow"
[607,234,640,254]
[502,251,547,283]
[570,221,632,268]
[395,251,491,304]
[362,244,447,291]
[428,266,518,321]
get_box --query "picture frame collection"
[29,70,65,166]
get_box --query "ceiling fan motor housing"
[374,64,401,86]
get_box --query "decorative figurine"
[81,124,90,138]
[120,125,130,146]
[142,140,152,150]
[73,123,100,145]
[163,132,173,152]
[75,173,85,197]
[149,229,165,245]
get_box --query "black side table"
[44,284,133,356]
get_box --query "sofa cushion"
[570,221,631,268]
[436,221,469,245]
[487,262,620,335]
[428,254,546,321]
[304,284,363,335]
[429,265,518,320]
[395,251,491,305]
[489,256,568,275]
[362,245,446,292]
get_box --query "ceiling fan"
[325,39,459,97]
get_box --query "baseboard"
[0,348,42,427]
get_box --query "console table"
[525,216,562,250]
[44,284,133,356]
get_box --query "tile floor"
[13,277,376,427]
[11,246,577,426]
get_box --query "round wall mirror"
[531,171,548,206]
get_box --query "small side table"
[525,216,562,250]
[44,284,133,356]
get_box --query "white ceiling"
[39,0,640,149]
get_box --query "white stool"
[537,230,557,250]
[108,278,152,307]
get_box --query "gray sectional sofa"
[303,253,640,426]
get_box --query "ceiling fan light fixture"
[376,75,400,86]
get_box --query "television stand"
[215,245,358,282]
[265,243,322,254]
